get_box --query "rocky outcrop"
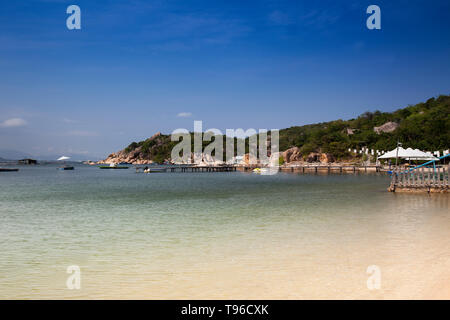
[320,153,335,163]
[97,147,156,165]
[97,132,169,164]
[149,132,161,140]
[306,152,335,163]
[306,152,320,163]
[282,147,302,163]
[243,153,258,165]
[191,153,224,166]
[374,121,398,134]
[346,128,355,135]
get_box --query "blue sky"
[0,0,449,159]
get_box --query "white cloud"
[0,118,27,128]
[63,118,78,124]
[177,112,192,118]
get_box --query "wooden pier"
[389,165,449,193]
[136,166,237,173]
[136,165,382,174]
[241,165,382,173]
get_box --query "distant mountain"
[0,149,99,162]
[0,149,33,160]
[29,153,99,162]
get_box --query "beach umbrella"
[57,156,71,161]
[378,147,438,160]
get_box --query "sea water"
[0,165,448,299]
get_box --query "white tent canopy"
[378,147,438,161]
[57,156,71,161]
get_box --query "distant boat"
[0,168,19,172]
[99,163,129,169]
[57,156,74,170]
[18,158,37,165]
[58,166,74,171]
[144,167,166,173]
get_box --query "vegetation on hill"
[107,95,449,163]
[278,95,449,160]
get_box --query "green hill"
[102,95,449,163]
[278,94,449,160]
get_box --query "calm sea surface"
[0,164,449,299]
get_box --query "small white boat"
[57,156,74,170]
[144,167,166,173]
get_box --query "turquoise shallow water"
[0,165,449,299]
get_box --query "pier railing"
[276,165,381,173]
[389,163,449,192]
